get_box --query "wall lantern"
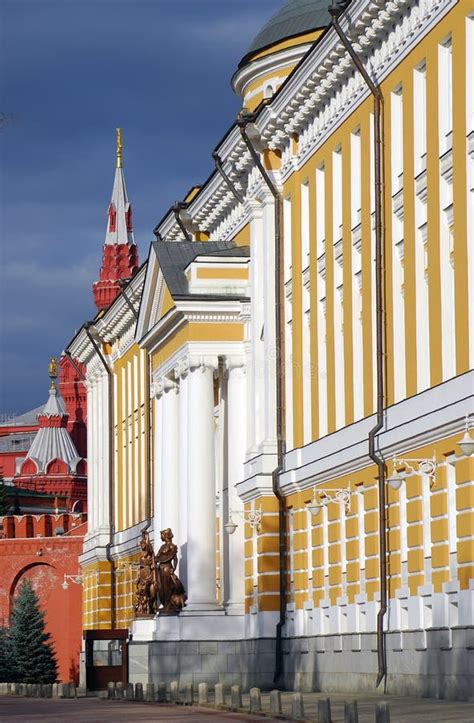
[62,573,83,590]
[458,414,474,457]
[224,508,262,535]
[306,485,351,517]
[386,456,437,490]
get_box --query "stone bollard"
[17,683,24,696]
[344,700,359,723]
[184,683,193,706]
[31,684,38,697]
[68,683,77,699]
[116,681,124,699]
[135,682,144,701]
[231,684,242,709]
[214,683,225,707]
[51,683,59,698]
[376,701,390,723]
[170,680,179,703]
[318,697,332,723]
[24,684,31,697]
[107,682,116,699]
[146,682,156,702]
[270,690,282,716]
[39,684,46,698]
[45,684,53,698]
[198,682,208,705]
[157,682,167,703]
[292,692,305,720]
[249,687,262,713]
[124,683,134,700]
[58,683,69,698]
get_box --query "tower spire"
[92,129,139,311]
[116,127,122,168]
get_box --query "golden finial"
[116,127,123,168]
[48,357,58,380]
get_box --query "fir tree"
[9,580,58,683]
[0,471,11,516]
[0,627,15,682]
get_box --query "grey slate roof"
[242,0,333,65]
[152,240,250,298]
[0,405,43,428]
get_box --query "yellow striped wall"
[282,1,472,451]
[113,344,149,533]
[246,435,473,613]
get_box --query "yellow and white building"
[69,0,474,699]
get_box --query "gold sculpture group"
[135,528,187,616]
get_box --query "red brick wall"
[0,520,86,684]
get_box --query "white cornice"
[232,43,312,99]
[155,0,455,245]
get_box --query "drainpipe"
[329,2,387,688]
[84,322,116,629]
[236,111,287,686]
[172,202,192,242]
[63,350,87,382]
[212,152,245,205]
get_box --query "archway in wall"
[9,562,79,683]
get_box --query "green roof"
[241,0,333,67]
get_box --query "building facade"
[69,0,473,699]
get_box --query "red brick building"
[0,362,88,683]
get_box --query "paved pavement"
[0,697,277,723]
[0,694,473,722]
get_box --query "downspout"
[84,322,116,630]
[212,152,245,205]
[237,112,287,686]
[172,202,193,242]
[329,3,387,688]
[63,350,87,382]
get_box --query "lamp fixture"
[61,573,83,591]
[458,414,474,457]
[386,455,438,490]
[224,508,262,535]
[306,485,351,517]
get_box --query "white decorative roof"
[24,384,82,474]
[41,385,66,416]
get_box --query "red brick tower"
[92,128,139,310]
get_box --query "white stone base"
[131,611,245,642]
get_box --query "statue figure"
[155,528,187,614]
[48,357,58,379]
[134,531,157,616]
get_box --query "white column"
[152,386,163,543]
[175,360,189,587]
[226,357,246,615]
[101,373,110,531]
[86,381,95,534]
[262,193,277,451]
[160,378,180,541]
[185,357,219,610]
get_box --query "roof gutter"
[237,110,287,687]
[329,1,387,689]
[84,322,116,630]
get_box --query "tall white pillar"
[100,373,110,531]
[185,357,219,610]
[160,379,179,540]
[86,381,95,534]
[175,359,189,586]
[152,385,163,543]
[226,357,247,615]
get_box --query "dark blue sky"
[0,0,280,415]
